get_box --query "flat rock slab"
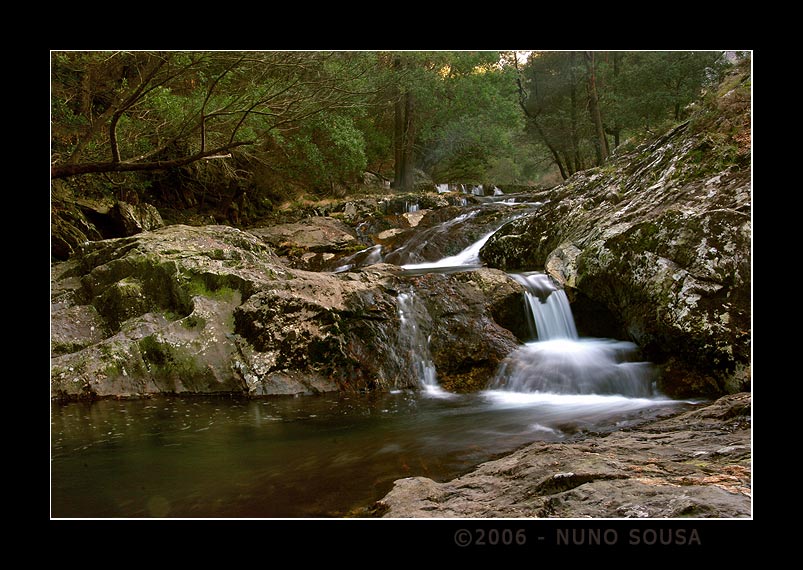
[375,392,751,518]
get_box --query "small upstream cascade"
[489,272,658,398]
[400,226,498,272]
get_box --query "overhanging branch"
[51,141,252,179]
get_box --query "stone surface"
[398,269,522,392]
[248,216,362,270]
[374,393,751,518]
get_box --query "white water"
[385,210,478,266]
[399,211,527,272]
[488,271,663,402]
[389,206,676,413]
[509,272,578,340]
[333,244,383,273]
[400,227,497,271]
[397,291,452,398]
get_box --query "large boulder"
[51,179,165,260]
[481,110,751,398]
[51,225,523,400]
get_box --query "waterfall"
[509,272,578,341]
[489,272,658,398]
[397,291,449,397]
[384,210,478,266]
[436,183,450,193]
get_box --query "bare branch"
[51,141,254,179]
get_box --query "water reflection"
[51,391,692,518]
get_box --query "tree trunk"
[400,91,416,192]
[569,52,583,172]
[584,51,610,166]
[392,56,409,191]
[610,52,621,149]
[50,142,252,179]
[536,122,568,180]
[393,93,404,189]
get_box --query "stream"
[50,190,692,518]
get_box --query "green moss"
[138,335,202,378]
[186,277,239,301]
[181,314,205,329]
[139,335,168,365]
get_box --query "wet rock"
[375,393,751,518]
[231,265,416,393]
[51,225,284,400]
[405,271,521,392]
[110,201,165,235]
[50,260,124,355]
[454,268,530,342]
[382,205,522,266]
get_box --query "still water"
[51,389,688,518]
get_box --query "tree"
[391,54,416,192]
[512,51,587,179]
[601,51,728,137]
[513,50,730,181]
[51,51,380,181]
[584,51,610,164]
[419,52,523,184]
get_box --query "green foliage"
[384,51,524,183]
[602,51,728,133]
[282,113,368,190]
[51,50,739,220]
[517,50,733,180]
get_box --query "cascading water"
[509,272,577,340]
[383,210,479,266]
[332,244,383,273]
[400,226,498,272]
[396,290,450,398]
[488,272,659,399]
